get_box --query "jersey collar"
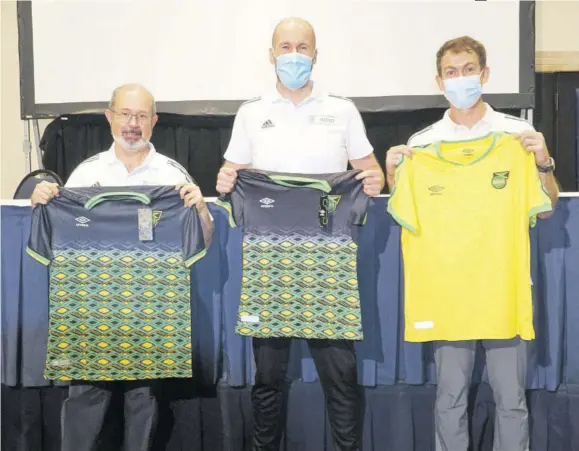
[441,103,497,132]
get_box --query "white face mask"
[112,133,149,153]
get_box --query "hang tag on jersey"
[138,208,153,241]
[319,194,329,228]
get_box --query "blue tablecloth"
[2,198,578,389]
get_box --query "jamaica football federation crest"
[152,211,163,227]
[491,171,510,190]
[326,195,342,213]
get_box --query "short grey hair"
[108,83,157,116]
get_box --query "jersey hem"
[404,333,535,342]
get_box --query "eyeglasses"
[110,109,151,124]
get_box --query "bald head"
[109,83,156,116]
[271,17,316,51]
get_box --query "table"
[2,197,578,390]
[3,197,579,451]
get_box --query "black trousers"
[252,337,361,451]
[60,380,157,451]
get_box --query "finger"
[363,186,379,197]
[527,144,544,153]
[523,140,541,152]
[219,172,236,183]
[366,177,381,185]
[364,181,381,189]
[387,154,404,165]
[40,188,54,200]
[180,185,196,199]
[220,167,236,177]
[218,185,233,194]
[48,184,59,196]
[520,137,533,149]
[184,191,201,204]
[355,170,370,180]
[185,197,201,208]
[401,147,413,157]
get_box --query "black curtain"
[37,71,579,193]
[3,382,579,451]
[39,108,525,196]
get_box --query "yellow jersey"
[388,132,552,342]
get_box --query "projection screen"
[18,0,535,118]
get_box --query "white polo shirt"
[407,103,534,147]
[65,143,193,188]
[224,83,374,173]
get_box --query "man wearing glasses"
[30,83,213,451]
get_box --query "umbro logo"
[260,198,275,208]
[428,185,445,196]
[261,119,275,129]
[75,216,90,227]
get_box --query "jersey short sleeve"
[336,170,369,226]
[525,151,552,227]
[182,207,208,267]
[387,156,419,234]
[349,190,368,226]
[345,103,374,161]
[223,106,252,165]
[215,185,245,228]
[26,206,53,265]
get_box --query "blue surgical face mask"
[443,74,483,109]
[275,53,313,91]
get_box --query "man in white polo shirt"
[216,17,384,451]
[31,83,213,451]
[385,37,559,451]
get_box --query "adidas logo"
[261,119,275,129]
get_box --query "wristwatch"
[537,157,555,173]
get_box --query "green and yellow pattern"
[236,230,363,340]
[45,244,192,381]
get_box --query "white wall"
[1,1,48,198]
[1,0,578,198]
[536,0,579,53]
[536,0,579,72]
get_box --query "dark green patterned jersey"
[216,169,368,340]
[26,186,207,381]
